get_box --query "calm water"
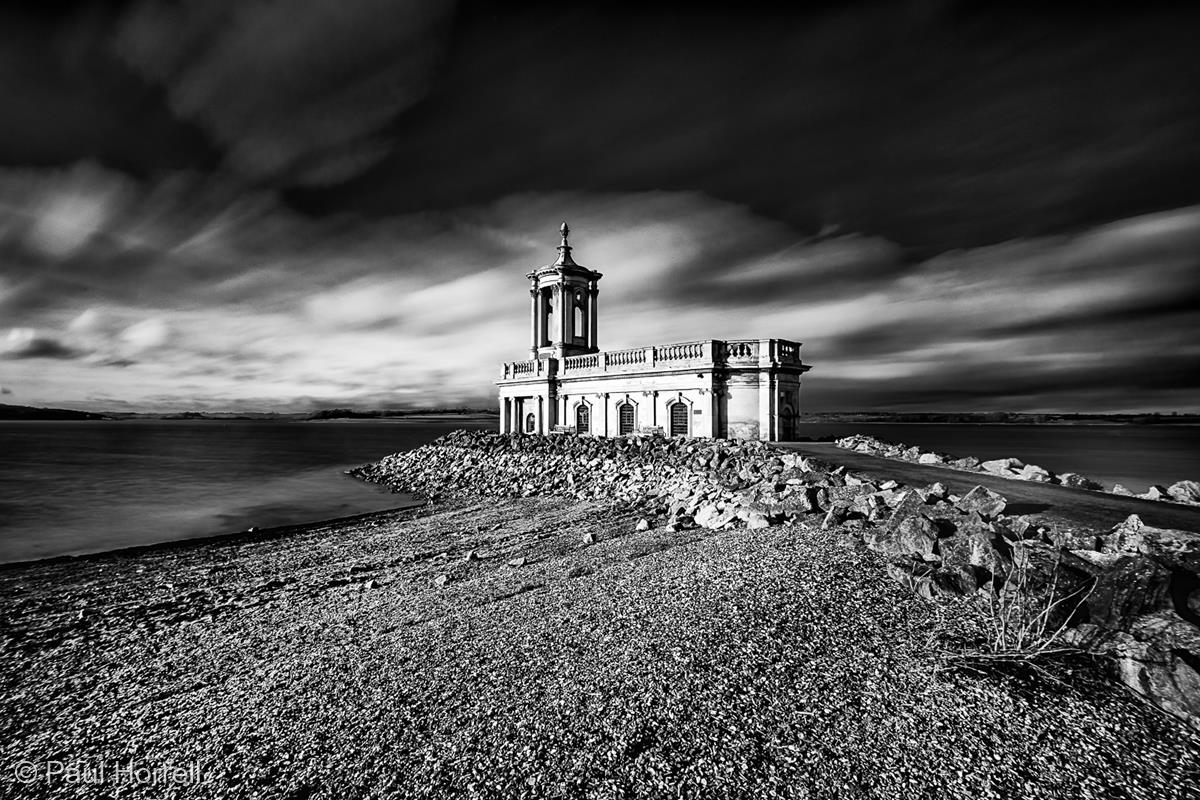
[795,423,1200,495]
[1,419,1196,564]
[0,419,493,564]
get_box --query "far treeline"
[306,408,499,420]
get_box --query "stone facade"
[496,224,812,441]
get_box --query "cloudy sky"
[2,0,1199,412]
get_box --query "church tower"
[527,222,602,360]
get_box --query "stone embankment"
[836,433,1200,505]
[354,430,1200,731]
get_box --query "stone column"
[588,283,599,351]
[529,286,538,357]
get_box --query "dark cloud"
[112,0,457,185]
[295,2,1200,251]
[0,330,81,360]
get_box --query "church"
[496,223,812,441]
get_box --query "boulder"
[1060,551,1172,629]
[635,518,651,532]
[820,506,846,530]
[1110,483,1135,496]
[1141,485,1170,501]
[920,482,949,503]
[950,456,981,470]
[954,485,1008,519]
[1098,514,1146,555]
[1058,472,1104,491]
[1064,612,1200,731]
[980,458,1023,476]
[1018,464,1053,482]
[869,514,939,561]
[938,523,1001,575]
[917,452,945,465]
[886,560,937,600]
[1167,480,1200,505]
[745,511,771,529]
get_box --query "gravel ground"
[2,497,1198,799]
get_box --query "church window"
[618,402,635,435]
[669,401,689,436]
[575,403,590,434]
[525,412,536,433]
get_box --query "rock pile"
[836,434,1200,505]
[354,430,1200,730]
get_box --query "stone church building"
[496,223,811,441]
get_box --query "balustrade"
[502,338,801,380]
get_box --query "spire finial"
[554,220,576,266]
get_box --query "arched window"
[669,401,689,436]
[618,402,635,435]
[575,403,590,434]
[525,412,536,433]
[574,296,585,339]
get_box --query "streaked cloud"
[1,161,1197,413]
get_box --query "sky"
[1,0,1199,413]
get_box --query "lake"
[794,422,1200,495]
[0,418,494,564]
[1,419,1196,563]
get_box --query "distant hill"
[0,403,108,420]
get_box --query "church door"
[618,403,635,435]
[669,402,689,436]
[575,403,590,434]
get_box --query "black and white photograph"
[2,1,1199,797]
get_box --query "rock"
[980,457,1023,475]
[582,532,598,545]
[1064,612,1200,731]
[433,574,450,587]
[939,512,1005,573]
[745,511,771,529]
[954,485,1007,519]
[920,482,949,503]
[917,453,944,465]
[820,507,845,530]
[1141,485,1169,501]
[1058,472,1104,491]
[1061,552,1172,629]
[635,518,651,532]
[1018,464,1053,482]
[886,560,937,600]
[950,456,981,470]
[1167,480,1200,505]
[464,549,480,561]
[508,557,527,568]
[364,579,379,589]
[869,514,939,561]
[1098,514,1146,554]
[1110,483,1135,496]
[693,504,720,529]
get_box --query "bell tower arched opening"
[527,222,602,360]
